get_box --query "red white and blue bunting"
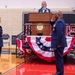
[16,36,75,62]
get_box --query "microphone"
[33,8,36,12]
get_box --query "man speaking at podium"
[38,1,50,13]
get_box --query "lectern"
[28,13,52,35]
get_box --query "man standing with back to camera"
[51,11,67,75]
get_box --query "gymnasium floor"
[0,51,75,75]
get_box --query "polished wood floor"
[0,53,25,74]
[0,51,75,75]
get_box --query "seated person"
[38,1,50,13]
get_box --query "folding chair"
[72,44,75,58]
[2,34,10,54]
[16,35,30,56]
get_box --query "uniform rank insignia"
[53,24,56,31]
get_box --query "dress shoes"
[52,74,57,75]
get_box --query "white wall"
[0,0,75,9]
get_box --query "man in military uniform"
[51,11,67,75]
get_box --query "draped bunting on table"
[16,36,75,62]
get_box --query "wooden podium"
[28,13,52,35]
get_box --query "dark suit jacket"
[38,7,50,13]
[51,18,67,50]
[0,25,3,47]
